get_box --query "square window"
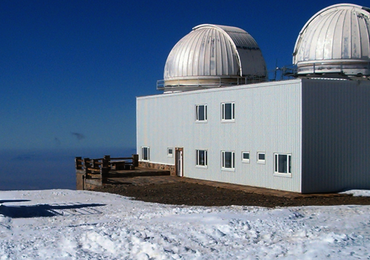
[274,153,292,176]
[221,102,235,121]
[242,151,250,163]
[142,147,150,161]
[257,152,265,164]
[221,151,235,169]
[196,105,207,121]
[196,149,207,167]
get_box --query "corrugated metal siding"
[163,24,266,80]
[137,79,303,192]
[301,79,370,193]
[164,26,239,79]
[293,4,370,62]
[293,4,370,76]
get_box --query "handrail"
[75,154,139,172]
[157,75,268,91]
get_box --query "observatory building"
[137,4,370,193]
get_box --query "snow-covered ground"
[0,189,369,259]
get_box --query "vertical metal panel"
[293,4,370,76]
[301,79,370,193]
[164,24,266,80]
[137,79,303,192]
[229,80,303,192]
[294,4,370,62]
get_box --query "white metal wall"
[137,79,303,192]
[301,79,370,193]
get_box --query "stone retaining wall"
[139,161,176,176]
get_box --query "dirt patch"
[91,181,370,207]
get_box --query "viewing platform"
[75,154,171,190]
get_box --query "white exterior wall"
[137,79,303,192]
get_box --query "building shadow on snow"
[0,202,106,218]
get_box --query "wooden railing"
[75,154,139,182]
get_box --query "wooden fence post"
[91,159,96,169]
[100,167,109,184]
[84,158,90,175]
[103,155,111,169]
[133,154,139,167]
[75,157,82,170]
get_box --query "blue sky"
[1,0,369,153]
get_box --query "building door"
[175,148,183,177]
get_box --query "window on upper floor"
[196,105,207,122]
[221,102,235,121]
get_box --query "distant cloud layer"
[71,132,85,141]
[11,154,34,161]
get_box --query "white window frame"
[167,147,173,157]
[221,102,235,121]
[241,151,250,163]
[196,149,208,167]
[257,151,266,164]
[196,104,207,122]
[221,151,235,170]
[274,153,292,177]
[142,146,150,161]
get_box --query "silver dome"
[293,4,370,78]
[160,24,267,92]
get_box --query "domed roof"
[293,4,370,78]
[160,24,267,91]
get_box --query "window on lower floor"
[167,148,173,157]
[221,151,235,169]
[142,146,150,161]
[242,151,250,163]
[196,149,207,167]
[274,153,292,175]
[196,105,207,121]
[221,102,235,121]
[257,152,265,164]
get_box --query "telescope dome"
[293,3,370,78]
[159,24,267,92]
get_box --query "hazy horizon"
[0,146,136,190]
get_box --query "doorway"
[175,148,183,177]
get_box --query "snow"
[342,189,370,197]
[1,189,370,259]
